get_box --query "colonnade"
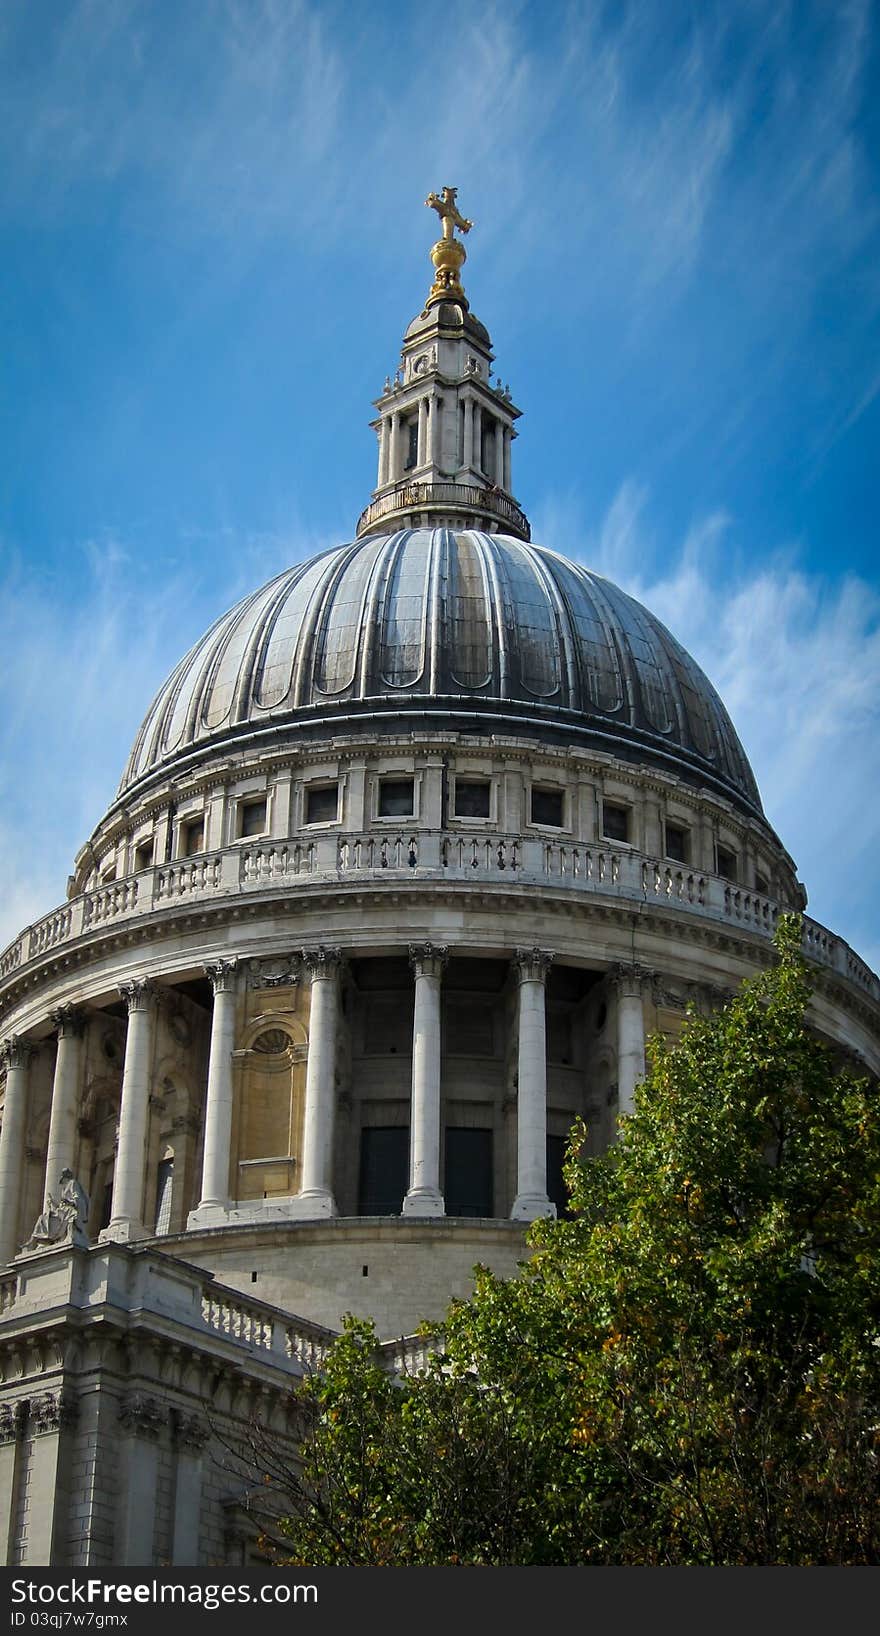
[376,397,513,487]
[0,951,650,1257]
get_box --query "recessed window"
[306,784,339,825]
[405,419,419,470]
[665,823,688,864]
[454,779,491,819]
[755,871,769,895]
[531,787,564,827]
[716,845,738,883]
[238,797,267,839]
[100,863,116,885]
[602,802,629,843]
[134,841,154,873]
[181,817,204,858]
[378,778,415,818]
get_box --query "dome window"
[305,784,339,825]
[180,816,204,858]
[602,802,629,844]
[237,797,267,839]
[378,778,415,818]
[665,823,688,864]
[716,844,738,883]
[454,779,491,820]
[133,840,154,873]
[531,786,565,828]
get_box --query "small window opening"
[238,798,267,839]
[531,787,564,827]
[251,1271,258,1284]
[306,784,339,825]
[717,845,738,883]
[755,871,769,895]
[180,817,204,858]
[134,841,154,873]
[602,802,629,843]
[378,778,415,818]
[405,419,419,470]
[665,823,688,864]
[454,780,491,819]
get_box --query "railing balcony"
[356,481,531,541]
[0,832,877,1009]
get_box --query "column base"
[402,1188,445,1218]
[287,1189,338,1220]
[185,1201,232,1231]
[510,1193,556,1223]
[98,1219,151,1245]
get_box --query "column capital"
[408,942,449,979]
[50,1005,88,1039]
[0,1035,35,1072]
[609,961,653,998]
[514,947,554,984]
[118,979,157,1014]
[204,958,238,994]
[301,946,343,980]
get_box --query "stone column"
[403,944,448,1217]
[102,981,157,1241]
[0,1038,34,1265]
[378,416,390,487]
[196,960,238,1214]
[494,418,505,485]
[613,963,650,1119]
[472,403,482,473]
[511,949,555,1221]
[503,425,512,490]
[417,398,428,468]
[43,1007,87,1211]
[389,413,400,482]
[295,948,342,1217]
[463,396,474,468]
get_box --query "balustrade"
[0,831,876,1008]
[200,1289,273,1351]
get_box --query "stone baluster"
[195,961,238,1215]
[511,949,555,1221]
[43,1007,87,1211]
[612,963,651,1119]
[295,948,342,1217]
[102,980,157,1241]
[0,1038,34,1264]
[403,944,448,1217]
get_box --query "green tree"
[242,917,880,1564]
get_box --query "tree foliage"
[240,917,880,1564]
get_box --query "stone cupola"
[356,186,530,541]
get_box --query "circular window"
[252,1028,291,1055]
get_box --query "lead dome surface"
[121,529,761,815]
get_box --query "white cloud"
[535,481,880,968]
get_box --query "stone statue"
[425,185,473,242]
[22,1170,89,1252]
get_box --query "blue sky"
[1,0,878,971]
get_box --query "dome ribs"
[115,529,765,821]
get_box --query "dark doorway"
[547,1133,573,1219]
[445,1127,493,1217]
[359,1127,409,1215]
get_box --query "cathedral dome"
[120,528,762,817]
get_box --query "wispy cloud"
[535,479,880,967]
